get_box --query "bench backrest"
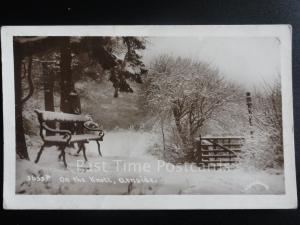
[35,109,91,123]
[35,109,93,137]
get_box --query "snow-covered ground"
[17,130,285,195]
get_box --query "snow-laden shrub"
[23,117,36,136]
[240,128,283,170]
[240,78,284,170]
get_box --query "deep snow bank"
[16,130,285,195]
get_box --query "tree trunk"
[172,106,187,146]
[14,42,30,160]
[43,62,55,135]
[60,37,74,114]
[59,37,81,134]
[59,37,74,132]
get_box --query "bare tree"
[144,55,238,148]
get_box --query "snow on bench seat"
[35,109,91,122]
[44,134,102,143]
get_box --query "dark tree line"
[14,36,147,160]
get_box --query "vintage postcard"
[2,25,297,209]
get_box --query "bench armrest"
[83,121,104,140]
[83,121,102,131]
[41,122,72,142]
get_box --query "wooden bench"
[34,109,104,167]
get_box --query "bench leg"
[58,145,64,160]
[58,144,68,168]
[82,144,88,162]
[96,141,102,157]
[77,143,83,154]
[35,144,46,164]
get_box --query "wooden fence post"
[246,92,254,136]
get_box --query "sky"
[142,37,280,90]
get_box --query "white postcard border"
[2,25,297,209]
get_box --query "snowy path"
[17,131,285,195]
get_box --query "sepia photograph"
[2,26,297,209]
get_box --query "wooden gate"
[194,136,244,169]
